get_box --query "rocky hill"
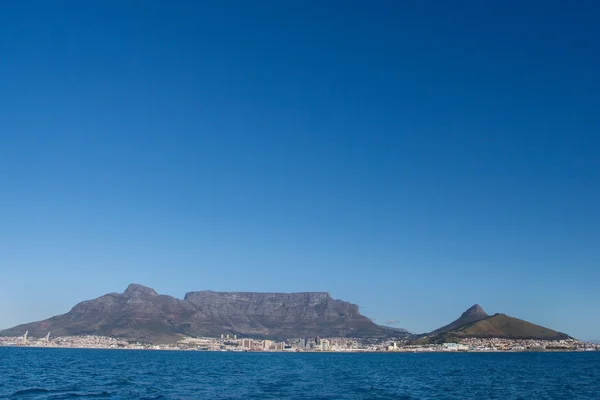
[0,284,401,343]
[414,305,571,344]
[429,304,489,336]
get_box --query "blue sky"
[1,1,598,339]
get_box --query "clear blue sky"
[1,1,598,339]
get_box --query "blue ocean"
[1,348,598,399]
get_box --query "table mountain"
[0,284,400,343]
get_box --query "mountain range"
[0,284,572,344]
[0,284,402,343]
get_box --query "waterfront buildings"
[1,334,598,353]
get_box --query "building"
[297,338,307,350]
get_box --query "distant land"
[0,284,404,343]
[412,304,571,344]
[0,284,572,344]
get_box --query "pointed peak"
[124,284,158,297]
[462,304,487,317]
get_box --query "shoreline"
[2,344,597,354]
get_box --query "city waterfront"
[1,347,599,399]
[1,334,598,353]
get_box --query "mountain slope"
[0,284,200,343]
[429,304,489,335]
[183,290,387,338]
[454,314,571,340]
[0,284,398,343]
[414,305,571,344]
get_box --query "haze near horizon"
[0,1,598,340]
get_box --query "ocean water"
[0,348,599,399]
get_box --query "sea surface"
[1,348,599,399]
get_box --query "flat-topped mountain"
[0,284,398,343]
[414,304,571,344]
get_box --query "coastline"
[2,344,597,354]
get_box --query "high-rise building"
[297,338,306,350]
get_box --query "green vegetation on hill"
[429,304,489,336]
[453,314,570,340]
[413,306,571,344]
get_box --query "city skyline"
[1,1,599,340]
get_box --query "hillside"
[429,304,489,335]
[454,314,571,340]
[0,284,401,343]
[414,305,571,344]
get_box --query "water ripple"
[1,348,599,399]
